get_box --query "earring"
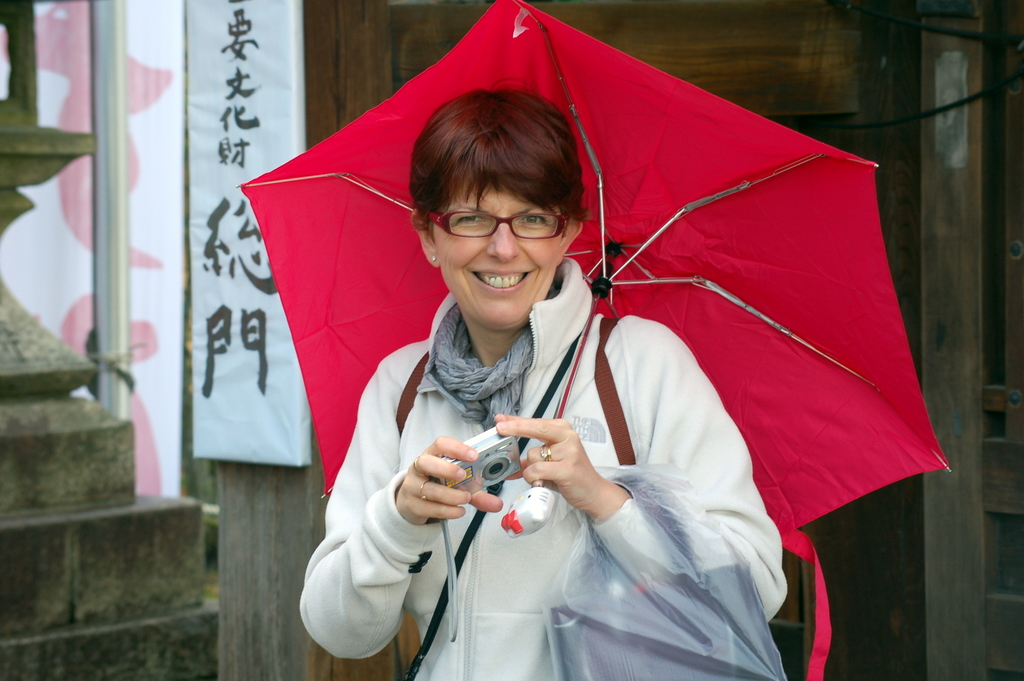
[431,256,437,262]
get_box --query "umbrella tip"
[591,277,613,299]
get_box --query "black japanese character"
[220,105,260,132]
[241,309,268,394]
[202,305,232,398]
[216,137,251,168]
[201,305,270,398]
[202,198,277,295]
[225,67,257,99]
[217,137,233,165]
[231,138,250,167]
[221,10,258,60]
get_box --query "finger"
[468,491,504,514]
[415,499,469,522]
[424,435,480,463]
[518,444,552,484]
[521,444,553,467]
[398,479,469,525]
[494,415,572,444]
[521,451,565,479]
[410,455,467,485]
[417,478,472,506]
[414,441,480,483]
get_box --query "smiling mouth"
[477,273,525,289]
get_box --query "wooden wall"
[797,0,927,678]
[978,0,1024,679]
[390,0,860,117]
[919,9,987,680]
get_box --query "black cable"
[400,333,581,681]
[826,0,1024,47]
[807,0,1024,128]
[402,502,491,681]
[805,60,1024,129]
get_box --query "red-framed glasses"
[429,211,569,239]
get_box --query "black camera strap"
[400,333,581,681]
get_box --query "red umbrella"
[241,0,946,675]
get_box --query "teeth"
[479,273,524,289]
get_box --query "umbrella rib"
[609,154,827,282]
[630,260,659,280]
[241,172,343,188]
[613,275,878,389]
[530,5,609,281]
[335,174,414,212]
[692,278,876,389]
[242,172,415,213]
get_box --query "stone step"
[0,601,217,681]
[0,497,204,636]
[0,395,134,517]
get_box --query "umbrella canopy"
[241,0,946,537]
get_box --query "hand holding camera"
[435,428,522,494]
[494,414,630,521]
[435,427,556,538]
[430,427,558,537]
[398,434,506,525]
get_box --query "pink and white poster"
[0,1,185,496]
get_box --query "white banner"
[2,1,185,496]
[186,0,310,466]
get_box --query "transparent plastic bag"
[546,466,787,681]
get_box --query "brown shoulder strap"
[596,317,636,466]
[397,353,429,436]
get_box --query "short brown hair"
[410,89,587,225]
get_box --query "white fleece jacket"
[300,259,786,681]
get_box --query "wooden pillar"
[919,6,987,680]
[301,0,393,679]
[217,454,325,681]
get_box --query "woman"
[300,89,786,680]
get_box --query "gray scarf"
[425,305,534,429]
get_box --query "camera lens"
[483,456,510,480]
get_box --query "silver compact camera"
[437,427,520,494]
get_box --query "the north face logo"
[572,416,607,444]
